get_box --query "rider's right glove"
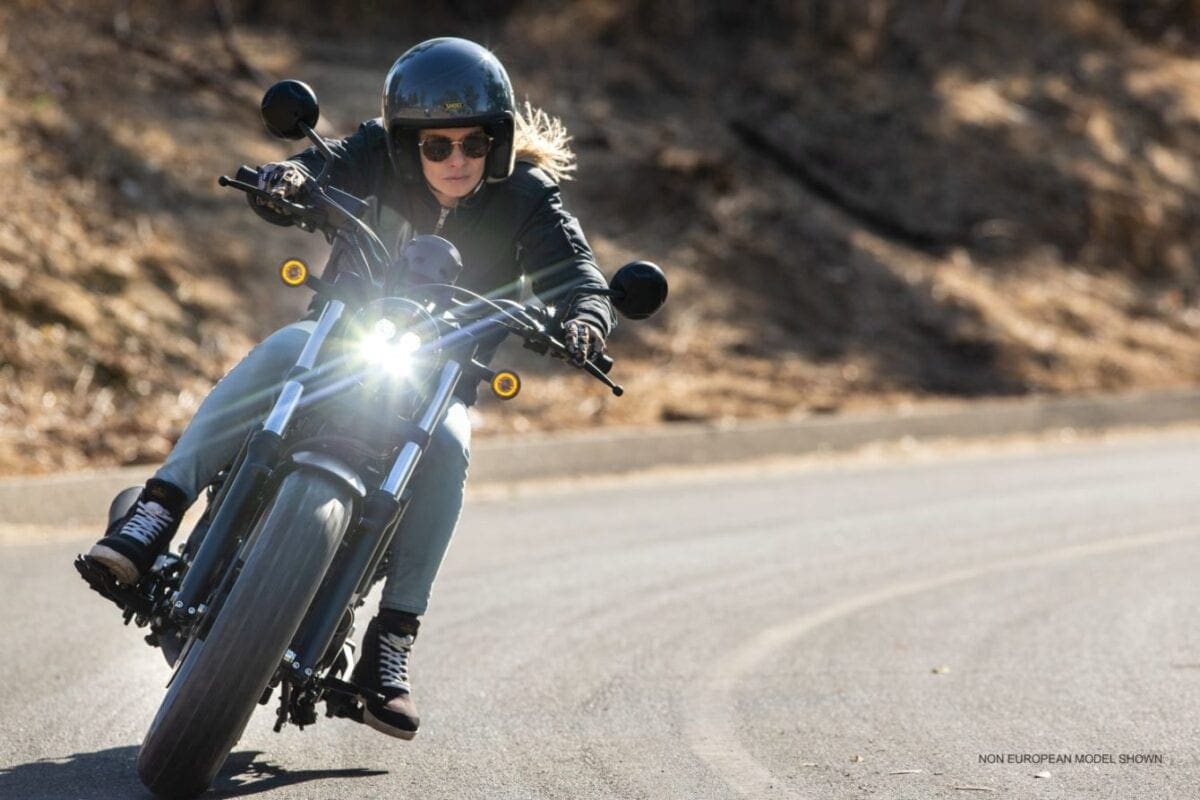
[563,318,606,366]
[255,161,308,212]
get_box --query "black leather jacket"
[288,119,616,339]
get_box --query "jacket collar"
[410,179,488,233]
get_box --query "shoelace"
[378,631,414,692]
[120,501,175,547]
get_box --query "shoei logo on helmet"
[443,101,466,112]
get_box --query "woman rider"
[80,37,615,740]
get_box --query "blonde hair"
[513,101,576,183]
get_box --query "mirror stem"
[299,121,334,184]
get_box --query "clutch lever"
[217,175,310,216]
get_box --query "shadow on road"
[212,749,388,797]
[0,745,388,799]
[0,745,143,799]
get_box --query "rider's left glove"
[563,319,606,366]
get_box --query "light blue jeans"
[155,320,470,615]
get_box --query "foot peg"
[323,676,375,724]
[326,695,365,724]
[74,554,149,617]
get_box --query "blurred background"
[0,0,1198,474]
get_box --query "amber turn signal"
[491,370,521,400]
[280,258,308,287]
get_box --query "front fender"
[287,451,367,498]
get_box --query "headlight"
[358,319,423,378]
[344,298,441,388]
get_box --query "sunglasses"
[417,132,493,162]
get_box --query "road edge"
[3,387,1198,525]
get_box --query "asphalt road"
[2,430,1199,799]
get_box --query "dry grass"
[0,1,1198,474]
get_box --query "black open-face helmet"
[383,37,516,184]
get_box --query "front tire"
[136,470,354,798]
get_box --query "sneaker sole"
[86,544,141,585]
[363,707,417,740]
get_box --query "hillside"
[0,0,1198,474]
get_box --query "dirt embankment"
[1,0,1198,475]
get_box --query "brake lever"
[582,358,624,396]
[540,333,624,396]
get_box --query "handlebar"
[221,167,374,232]
[441,292,622,394]
[218,169,624,395]
[218,174,310,216]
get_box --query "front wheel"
[136,470,354,799]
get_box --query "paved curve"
[1,431,1199,799]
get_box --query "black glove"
[255,161,307,211]
[563,319,605,366]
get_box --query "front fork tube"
[288,361,464,682]
[381,361,463,497]
[170,428,281,623]
[170,301,346,624]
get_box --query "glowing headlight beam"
[358,324,423,379]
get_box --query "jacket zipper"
[434,206,451,235]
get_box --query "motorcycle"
[75,79,667,799]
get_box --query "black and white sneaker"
[353,611,421,739]
[85,478,187,585]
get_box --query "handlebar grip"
[592,353,614,374]
[235,165,261,185]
